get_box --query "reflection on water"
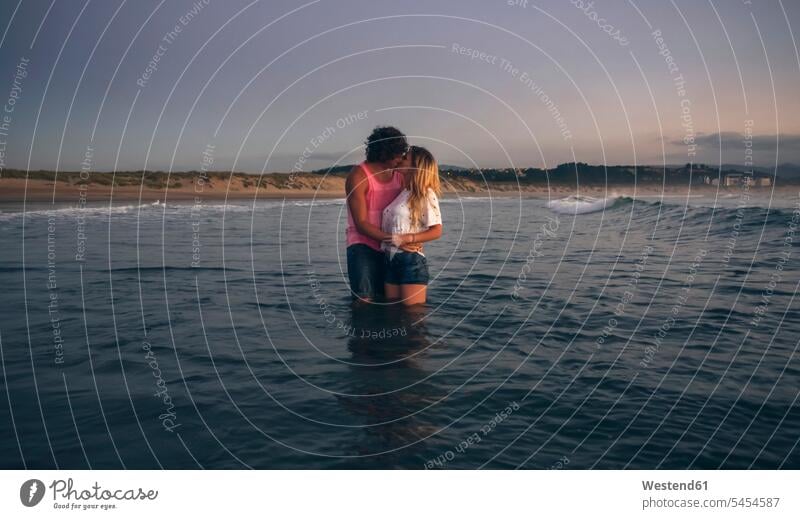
[337,303,444,463]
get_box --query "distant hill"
[314,164,508,174]
[312,164,353,174]
[5,162,793,189]
[439,164,472,172]
[774,163,800,179]
[313,162,793,183]
[438,162,778,185]
[307,161,800,185]
[312,162,800,184]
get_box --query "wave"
[2,192,795,224]
[439,196,493,204]
[547,195,800,240]
[544,193,798,222]
[546,195,627,214]
[0,202,166,222]
[0,198,356,220]
[104,266,236,273]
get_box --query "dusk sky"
[1,0,799,173]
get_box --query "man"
[345,126,415,302]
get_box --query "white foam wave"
[0,202,161,221]
[0,198,354,221]
[439,196,491,204]
[547,195,618,214]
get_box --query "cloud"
[666,132,800,164]
[669,132,800,151]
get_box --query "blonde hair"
[407,146,441,229]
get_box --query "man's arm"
[345,166,391,242]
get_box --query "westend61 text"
[642,480,708,491]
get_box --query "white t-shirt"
[381,188,442,257]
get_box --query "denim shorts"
[347,244,386,300]
[384,251,430,285]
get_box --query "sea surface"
[1,191,799,469]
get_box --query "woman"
[381,146,443,305]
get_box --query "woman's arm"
[389,224,442,248]
[345,166,391,242]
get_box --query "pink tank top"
[346,162,403,251]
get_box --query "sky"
[0,0,798,173]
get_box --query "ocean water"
[1,192,799,469]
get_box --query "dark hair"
[364,126,408,163]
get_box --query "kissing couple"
[345,127,443,306]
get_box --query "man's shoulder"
[347,163,364,174]
[346,164,367,193]
[346,164,366,181]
